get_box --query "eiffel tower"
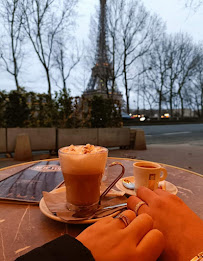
[83,0,122,101]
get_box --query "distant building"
[83,0,122,103]
[131,108,196,118]
[173,108,196,118]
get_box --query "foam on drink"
[59,144,108,210]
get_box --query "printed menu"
[0,160,63,203]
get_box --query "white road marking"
[161,131,191,136]
[145,132,191,136]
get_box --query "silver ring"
[117,213,130,227]
[134,201,146,216]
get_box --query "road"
[127,123,203,145]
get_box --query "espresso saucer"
[116,176,178,196]
[39,187,121,224]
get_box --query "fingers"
[137,229,165,261]
[154,187,171,196]
[126,213,154,244]
[127,196,150,216]
[136,186,158,205]
[113,210,136,229]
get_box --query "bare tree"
[52,32,81,94]
[185,0,203,9]
[0,0,25,91]
[196,55,203,118]
[143,34,169,119]
[144,32,201,119]
[112,0,164,114]
[22,0,77,97]
[106,0,123,97]
[176,35,200,118]
[132,74,156,115]
[188,47,203,118]
[165,35,185,118]
[86,14,99,68]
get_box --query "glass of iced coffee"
[58,144,108,214]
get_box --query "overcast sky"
[141,0,203,42]
[0,0,202,96]
[76,0,203,43]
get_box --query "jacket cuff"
[15,234,95,261]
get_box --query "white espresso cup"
[133,161,168,191]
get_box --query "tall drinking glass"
[59,145,108,214]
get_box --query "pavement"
[0,143,203,175]
[109,144,203,175]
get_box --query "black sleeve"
[15,234,95,261]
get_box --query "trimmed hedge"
[0,89,122,128]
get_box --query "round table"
[0,157,202,261]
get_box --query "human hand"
[77,210,164,261]
[127,187,203,261]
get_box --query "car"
[121,112,132,119]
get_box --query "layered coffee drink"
[59,144,108,213]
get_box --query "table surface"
[0,157,202,261]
